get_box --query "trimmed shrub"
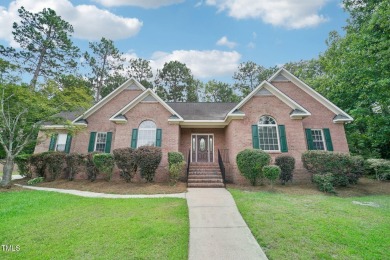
[27,177,44,185]
[86,153,99,182]
[65,153,86,181]
[14,154,32,178]
[134,146,162,182]
[313,173,336,194]
[263,165,281,188]
[29,152,50,177]
[168,152,184,168]
[275,155,295,185]
[168,152,185,185]
[44,152,66,181]
[93,153,115,181]
[236,149,271,186]
[113,148,137,182]
[366,159,390,181]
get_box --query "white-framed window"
[137,120,156,147]
[311,129,326,150]
[55,134,67,152]
[258,115,280,151]
[95,132,107,152]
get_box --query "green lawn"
[0,191,188,259]
[230,189,390,260]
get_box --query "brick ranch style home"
[34,68,353,184]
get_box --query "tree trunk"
[30,47,47,90]
[1,155,14,187]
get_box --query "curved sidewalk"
[187,188,268,260]
[14,184,186,199]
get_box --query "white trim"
[73,78,146,123]
[41,125,67,130]
[227,81,311,119]
[110,89,183,122]
[269,68,353,123]
[191,134,214,163]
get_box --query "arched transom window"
[137,120,156,147]
[258,115,280,151]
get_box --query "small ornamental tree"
[93,153,115,181]
[113,148,137,182]
[236,149,271,186]
[263,165,281,189]
[275,155,295,185]
[65,153,86,181]
[134,146,162,182]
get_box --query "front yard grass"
[230,189,390,259]
[0,190,188,259]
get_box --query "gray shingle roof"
[167,102,238,120]
[43,109,85,125]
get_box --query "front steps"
[187,163,225,188]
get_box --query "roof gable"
[227,81,311,119]
[269,68,353,123]
[110,89,183,123]
[73,78,145,123]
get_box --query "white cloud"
[0,0,142,44]
[149,50,241,78]
[216,36,237,49]
[206,0,328,29]
[247,42,255,49]
[94,0,184,8]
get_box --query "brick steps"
[187,164,225,188]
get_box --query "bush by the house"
[312,173,336,194]
[263,165,281,188]
[366,159,390,181]
[275,155,295,185]
[236,149,271,186]
[14,154,32,178]
[168,152,185,184]
[134,146,162,182]
[29,152,50,177]
[27,177,44,185]
[113,148,137,182]
[93,153,115,181]
[65,153,86,181]
[86,153,99,181]
[44,152,66,181]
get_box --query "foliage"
[27,177,44,185]
[155,61,194,102]
[83,37,124,102]
[233,61,265,97]
[366,159,390,181]
[93,153,115,181]
[86,153,99,182]
[263,165,281,188]
[44,152,66,181]
[275,155,295,185]
[204,80,239,102]
[65,153,85,181]
[134,146,162,182]
[113,148,137,182]
[312,173,336,194]
[14,154,31,178]
[6,7,80,89]
[127,58,153,87]
[169,161,185,185]
[29,152,50,178]
[236,149,271,186]
[168,152,184,168]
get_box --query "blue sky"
[0,0,348,82]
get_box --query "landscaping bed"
[11,178,187,194]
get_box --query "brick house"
[34,68,353,184]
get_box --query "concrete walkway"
[14,184,186,199]
[187,188,268,260]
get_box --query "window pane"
[56,134,67,152]
[311,130,325,150]
[95,132,107,152]
[258,116,279,151]
[137,121,156,147]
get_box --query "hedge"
[93,153,115,181]
[236,149,271,186]
[113,148,137,182]
[275,155,295,185]
[44,152,66,181]
[14,154,32,178]
[366,159,390,181]
[263,165,281,188]
[134,146,162,182]
[65,153,85,181]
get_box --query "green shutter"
[49,134,58,151]
[278,125,288,152]
[88,132,97,152]
[105,132,112,153]
[305,128,314,150]
[323,128,334,151]
[64,134,72,153]
[156,129,162,147]
[131,129,138,148]
[251,125,259,149]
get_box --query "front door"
[191,134,214,163]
